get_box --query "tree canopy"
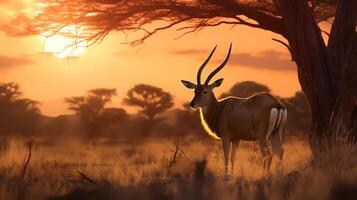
[30,0,336,46]
[65,88,117,141]
[66,88,116,116]
[0,82,40,137]
[123,84,173,121]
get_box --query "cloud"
[226,50,295,71]
[0,54,33,69]
[171,48,295,71]
[35,51,80,60]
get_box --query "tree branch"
[321,30,330,37]
[272,38,295,61]
[30,0,285,46]
[77,170,98,186]
[129,17,192,46]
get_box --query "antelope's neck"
[201,95,218,116]
[199,95,222,139]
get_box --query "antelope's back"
[221,93,285,140]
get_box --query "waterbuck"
[181,44,287,175]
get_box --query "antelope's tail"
[267,107,287,161]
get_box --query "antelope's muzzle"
[189,101,196,109]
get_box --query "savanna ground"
[0,135,356,200]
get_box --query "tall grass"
[0,135,356,200]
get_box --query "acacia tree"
[65,88,117,142]
[0,82,40,137]
[30,0,356,137]
[123,84,173,122]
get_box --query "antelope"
[181,44,287,175]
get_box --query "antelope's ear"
[181,80,196,89]
[210,78,224,88]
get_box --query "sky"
[0,0,302,116]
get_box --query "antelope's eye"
[203,91,207,94]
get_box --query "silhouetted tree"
[282,91,311,134]
[65,88,117,142]
[220,81,271,98]
[40,114,81,143]
[92,107,129,139]
[98,108,128,125]
[0,82,40,138]
[123,84,174,123]
[32,0,357,137]
[174,104,207,139]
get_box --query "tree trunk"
[327,0,357,137]
[87,122,98,145]
[278,0,356,141]
[278,0,337,134]
[147,115,156,135]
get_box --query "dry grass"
[0,135,356,200]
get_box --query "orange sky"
[0,0,303,116]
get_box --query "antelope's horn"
[197,45,217,85]
[204,43,232,85]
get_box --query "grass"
[0,135,356,200]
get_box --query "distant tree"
[282,91,311,134]
[175,103,206,139]
[98,108,128,125]
[0,82,40,138]
[220,81,271,98]
[0,82,22,103]
[123,84,174,123]
[65,88,117,142]
[41,114,81,142]
[97,107,129,138]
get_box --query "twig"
[321,30,330,37]
[77,170,98,186]
[169,138,185,167]
[21,141,33,180]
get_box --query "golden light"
[42,26,87,58]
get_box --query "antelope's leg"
[222,137,231,176]
[231,140,240,175]
[260,108,279,171]
[259,140,273,171]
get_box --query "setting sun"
[42,26,87,58]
